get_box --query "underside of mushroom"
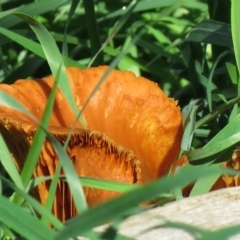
[0,66,183,221]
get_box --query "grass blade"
[83,0,103,66]
[231,0,240,71]
[88,0,138,67]
[18,65,61,194]
[41,163,61,225]
[0,175,63,230]
[62,0,80,56]
[231,0,240,109]
[0,0,68,28]
[0,135,24,190]
[14,13,85,127]
[0,26,84,68]
[30,176,138,193]
[0,195,57,240]
[185,20,232,47]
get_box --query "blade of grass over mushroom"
[31,176,138,193]
[45,132,89,212]
[0,76,87,211]
[0,175,63,230]
[27,65,87,211]
[17,65,61,196]
[67,28,145,144]
[13,13,86,127]
[55,167,237,239]
[79,178,139,192]
[0,135,24,190]
[80,27,144,119]
[0,26,84,69]
[0,91,36,118]
[41,163,61,225]
[0,195,57,240]
[88,0,138,67]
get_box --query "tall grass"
[0,0,240,239]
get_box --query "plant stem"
[83,0,104,66]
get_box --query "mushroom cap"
[0,114,140,221]
[0,66,183,220]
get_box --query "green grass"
[0,0,240,239]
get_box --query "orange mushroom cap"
[0,66,183,220]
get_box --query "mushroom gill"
[0,66,183,221]
[0,114,140,221]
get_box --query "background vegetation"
[0,0,240,239]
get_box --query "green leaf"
[12,65,62,206]
[0,0,69,28]
[181,100,200,151]
[0,134,24,190]
[41,163,61,225]
[231,0,240,72]
[98,0,182,21]
[202,224,240,239]
[226,62,238,85]
[62,0,80,56]
[189,113,240,195]
[185,20,232,48]
[30,176,138,193]
[0,175,63,230]
[186,131,240,161]
[0,26,84,68]
[83,0,103,66]
[195,96,240,129]
[88,0,138,67]
[0,195,57,240]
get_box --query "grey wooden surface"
[91,187,240,240]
